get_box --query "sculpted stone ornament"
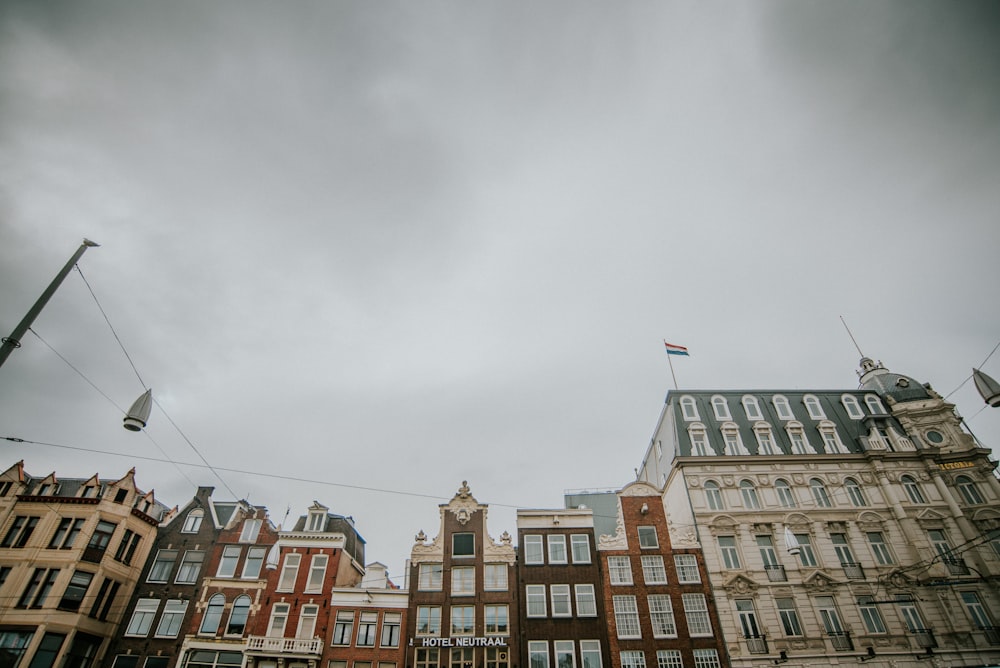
[669,524,699,547]
[415,530,427,544]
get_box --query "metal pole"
[0,239,99,371]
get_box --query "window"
[858,596,887,633]
[49,518,85,549]
[417,649,440,668]
[742,395,763,420]
[381,612,401,646]
[526,584,547,617]
[960,592,993,628]
[29,632,65,668]
[88,577,120,621]
[620,651,646,668]
[548,535,567,563]
[683,594,713,636]
[357,611,379,645]
[182,509,204,533]
[58,570,93,611]
[803,395,825,420]
[757,535,779,566]
[176,550,205,584]
[451,606,474,635]
[484,563,507,590]
[704,481,724,510]
[84,520,117,561]
[841,395,864,419]
[831,533,856,565]
[901,475,926,504]
[126,599,160,636]
[681,396,699,421]
[306,554,328,593]
[613,595,641,638]
[575,584,597,616]
[551,584,572,617]
[0,630,33,666]
[865,394,885,414]
[718,536,741,569]
[956,476,985,505]
[217,545,241,577]
[114,529,142,565]
[773,395,794,420]
[243,546,267,578]
[656,651,682,668]
[268,603,290,637]
[754,424,779,455]
[221,595,249,636]
[278,553,301,591]
[419,563,443,590]
[711,395,731,420]
[608,556,633,585]
[649,595,677,637]
[554,641,575,668]
[776,598,803,636]
[570,535,590,563]
[674,554,701,583]
[307,510,326,532]
[200,594,225,635]
[897,596,925,632]
[845,479,867,507]
[416,606,442,636]
[689,425,710,456]
[0,481,11,496]
[239,519,262,542]
[775,480,796,507]
[867,532,895,565]
[740,480,760,509]
[452,566,474,595]
[816,596,845,634]
[581,641,602,668]
[529,642,549,668]
[796,534,818,567]
[452,533,474,557]
[450,648,473,668]
[786,423,811,454]
[63,632,102,667]
[484,605,508,634]
[18,568,59,608]
[722,424,748,455]
[143,549,176,583]
[819,424,848,454]
[736,599,761,638]
[928,529,953,559]
[2,516,39,548]
[333,610,355,644]
[810,479,832,507]
[641,555,668,584]
[156,599,188,637]
[297,604,319,639]
[485,649,506,668]
[524,535,544,564]
[692,650,720,668]
[638,526,659,548]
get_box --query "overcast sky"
[1,1,998,580]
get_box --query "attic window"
[680,396,699,421]
[241,519,263,543]
[841,395,864,420]
[307,512,325,532]
[711,396,731,421]
[114,489,128,504]
[742,396,763,421]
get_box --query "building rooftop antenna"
[840,315,865,358]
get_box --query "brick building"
[326,562,408,668]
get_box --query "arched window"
[742,395,763,421]
[841,395,864,420]
[772,395,794,421]
[740,480,761,509]
[704,481,724,511]
[712,395,731,421]
[956,476,985,505]
[818,422,849,454]
[803,395,825,420]
[775,479,796,508]
[845,478,867,507]
[865,394,886,415]
[901,475,926,504]
[680,396,699,422]
[785,421,811,455]
[688,424,709,457]
[182,509,204,534]
[227,595,251,635]
[200,594,226,635]
[721,423,748,456]
[753,423,779,455]
[810,479,832,508]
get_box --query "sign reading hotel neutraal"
[411,637,509,648]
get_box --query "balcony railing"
[909,629,937,649]
[744,634,768,654]
[246,636,323,655]
[764,564,787,582]
[841,562,865,580]
[942,557,970,576]
[828,631,854,652]
[981,626,1000,647]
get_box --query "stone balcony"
[245,636,323,655]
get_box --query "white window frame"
[550,584,572,617]
[845,479,867,507]
[608,556,633,585]
[704,481,724,510]
[721,424,748,456]
[450,606,474,636]
[818,422,848,454]
[296,604,319,639]
[803,395,825,420]
[451,566,474,596]
[657,650,682,668]
[418,563,443,591]
[547,535,567,564]
[740,480,761,509]
[242,546,267,579]
[775,479,796,508]
[277,553,301,591]
[796,534,818,567]
[484,563,507,590]
[674,554,701,583]
[641,555,668,584]
[621,651,646,668]
[689,425,709,456]
[753,423,779,455]
[306,553,328,593]
[126,598,159,636]
[217,545,241,578]
[613,595,641,639]
[682,593,713,636]
[239,519,262,543]
[956,476,985,505]
[155,599,188,638]
[711,395,731,421]
[772,395,794,421]
[649,594,677,638]
[692,649,720,668]
[526,584,547,617]
[810,479,832,508]
[175,550,204,584]
[570,535,590,563]
[680,396,699,421]
[864,394,885,415]
[524,535,544,564]
[719,536,741,569]
[181,509,204,533]
[867,532,895,565]
[575,584,597,617]
[225,595,251,636]
[484,605,508,635]
[841,395,864,419]
[786,422,811,454]
[742,395,763,421]
[901,476,926,504]
[638,526,659,549]
[416,606,441,636]
[268,603,290,638]
[581,641,602,668]
[529,642,549,668]
[554,641,576,668]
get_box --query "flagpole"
[664,340,679,390]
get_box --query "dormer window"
[818,422,848,454]
[688,424,709,456]
[753,423,779,455]
[742,396,763,421]
[785,422,811,455]
[865,394,886,415]
[182,509,204,533]
[803,395,825,420]
[772,395,794,421]
[841,395,864,420]
[721,423,748,456]
[307,512,326,532]
[240,519,263,543]
[680,396,699,421]
[711,395,731,421]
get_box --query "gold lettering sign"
[938,461,975,470]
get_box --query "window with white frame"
[332,610,355,644]
[239,519,262,543]
[711,395,731,420]
[620,651,646,668]
[803,395,825,420]
[740,480,761,509]
[818,423,848,454]
[867,532,895,565]
[841,395,864,419]
[553,641,575,668]
[242,546,267,579]
[451,566,474,596]
[641,555,668,584]
[754,424,779,455]
[418,563,443,590]
[786,422,811,454]
[200,594,225,635]
[775,479,796,507]
[484,563,508,590]
[524,535,544,564]
[526,584,547,617]
[575,584,597,616]
[416,606,441,636]
[742,395,763,420]
[704,481,724,510]
[450,606,474,636]
[484,605,508,635]
[148,549,178,583]
[452,533,474,557]
[416,649,439,668]
[682,593,713,636]
[125,599,159,636]
[927,529,953,559]
[307,510,325,532]
[689,425,709,456]
[608,556,633,585]
[306,554,328,593]
[657,650,682,668]
[175,550,204,584]
[296,604,319,639]
[722,424,748,456]
[570,535,590,563]
[772,395,794,421]
[757,535,779,567]
[529,642,549,668]
[548,535,567,563]
[810,479,832,508]
[857,596,886,634]
[550,584,572,617]
[226,595,251,636]
[268,603,291,638]
[830,533,855,565]
[956,476,985,505]
[960,592,993,628]
[901,475,926,504]
[181,510,203,533]
[649,595,677,637]
[580,641,602,668]
[864,394,885,415]
[638,526,659,548]
[736,599,761,638]
[692,649,720,668]
[155,599,188,638]
[845,479,867,507]
[776,598,803,636]
[681,396,699,421]
[217,545,241,578]
[613,595,641,638]
[795,534,818,567]
[718,536,741,569]
[674,554,701,583]
[277,553,300,591]
[381,612,401,647]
